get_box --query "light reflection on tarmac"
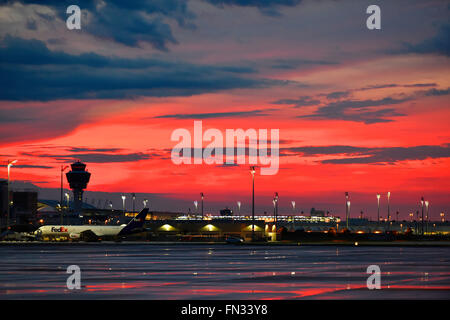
[0,243,449,299]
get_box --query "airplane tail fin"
[118,208,149,235]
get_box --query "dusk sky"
[0,0,449,219]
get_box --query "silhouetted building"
[11,191,37,224]
[0,180,8,224]
[220,208,233,216]
[310,208,325,217]
[66,161,91,214]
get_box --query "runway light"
[203,224,217,231]
[160,224,175,231]
[354,242,359,246]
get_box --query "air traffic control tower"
[66,161,91,214]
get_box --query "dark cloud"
[272,96,320,108]
[282,146,370,156]
[205,0,302,9]
[25,18,37,30]
[2,0,195,50]
[67,147,124,153]
[325,91,351,100]
[322,83,438,101]
[359,83,438,91]
[0,36,287,101]
[298,97,409,124]
[154,109,276,119]
[205,0,303,16]
[0,164,53,169]
[398,24,450,57]
[20,152,152,163]
[281,144,450,164]
[269,58,337,70]
[0,103,88,143]
[423,87,450,96]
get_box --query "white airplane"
[34,208,149,241]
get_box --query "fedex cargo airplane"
[34,208,149,241]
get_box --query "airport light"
[200,192,204,220]
[60,165,69,225]
[272,199,276,229]
[421,197,424,235]
[250,166,256,242]
[132,193,136,213]
[346,200,351,230]
[345,192,349,229]
[291,201,296,213]
[121,195,126,214]
[6,159,17,229]
[387,192,391,222]
[425,200,429,234]
[409,212,413,222]
[274,192,279,240]
[237,201,241,215]
[441,212,445,223]
[376,194,381,223]
[194,200,198,215]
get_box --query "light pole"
[376,194,380,223]
[346,200,351,230]
[60,165,69,225]
[345,192,349,229]
[193,200,198,218]
[132,193,136,213]
[200,192,204,220]
[237,201,241,215]
[250,166,256,242]
[7,160,17,229]
[64,193,70,224]
[291,201,296,215]
[143,199,149,219]
[425,200,429,235]
[441,212,445,223]
[274,192,279,240]
[272,199,276,221]
[122,195,126,215]
[421,197,424,235]
[387,191,391,222]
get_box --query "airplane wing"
[78,230,100,242]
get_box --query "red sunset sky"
[0,0,449,219]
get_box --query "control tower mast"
[66,161,91,214]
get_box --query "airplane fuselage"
[36,225,126,239]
